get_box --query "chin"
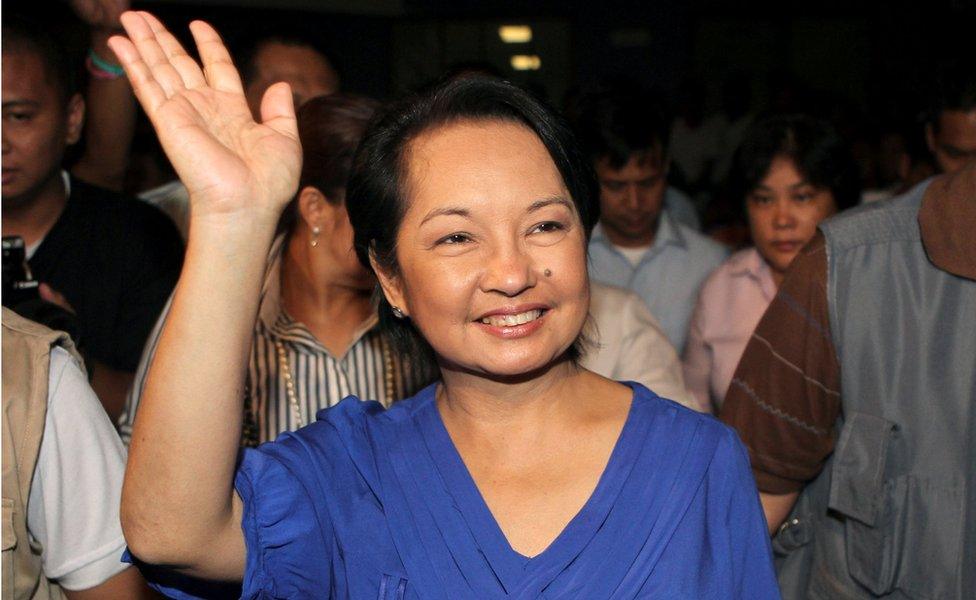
[454,345,574,382]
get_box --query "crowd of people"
[2,2,974,599]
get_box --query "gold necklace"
[274,336,396,429]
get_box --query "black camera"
[2,236,41,308]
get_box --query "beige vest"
[2,308,78,600]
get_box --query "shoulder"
[676,224,729,264]
[589,282,643,317]
[630,382,734,449]
[698,248,758,300]
[820,180,928,251]
[260,387,437,472]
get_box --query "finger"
[121,11,187,97]
[108,32,167,116]
[188,20,244,95]
[140,12,207,89]
[260,81,299,141]
[38,283,74,313]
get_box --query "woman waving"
[113,12,779,598]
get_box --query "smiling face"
[375,119,590,378]
[747,156,838,285]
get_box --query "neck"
[280,235,373,356]
[436,357,584,439]
[602,215,660,249]
[1,171,67,246]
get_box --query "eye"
[638,177,659,189]
[602,181,625,193]
[436,232,473,246]
[749,194,773,205]
[6,111,34,123]
[530,221,566,235]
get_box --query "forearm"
[122,214,275,571]
[73,28,135,191]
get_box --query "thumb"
[260,82,298,140]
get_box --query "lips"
[474,305,550,338]
[771,241,801,253]
[1,169,17,185]
[479,309,544,327]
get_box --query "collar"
[918,162,976,281]
[727,247,777,300]
[727,247,768,278]
[591,210,687,253]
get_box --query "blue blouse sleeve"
[125,442,335,600]
[235,442,335,598]
[714,428,781,599]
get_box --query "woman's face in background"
[378,119,590,378]
[747,156,838,284]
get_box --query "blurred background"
[8,0,974,232]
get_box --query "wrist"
[87,47,125,80]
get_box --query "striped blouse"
[118,237,434,445]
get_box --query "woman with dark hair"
[119,93,432,446]
[683,115,858,411]
[111,13,778,598]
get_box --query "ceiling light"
[510,55,541,71]
[499,25,533,44]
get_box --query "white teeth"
[481,309,543,327]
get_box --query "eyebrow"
[527,196,574,213]
[2,100,40,109]
[419,197,573,226]
[420,206,470,227]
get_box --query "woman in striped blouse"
[119,94,433,445]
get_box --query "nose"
[625,185,641,211]
[480,241,535,297]
[772,200,796,229]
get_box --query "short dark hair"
[347,75,598,366]
[729,114,860,212]
[277,93,380,237]
[2,16,79,106]
[568,87,670,169]
[926,60,976,129]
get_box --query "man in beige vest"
[2,308,154,599]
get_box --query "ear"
[65,93,85,146]
[369,248,408,316]
[297,186,327,230]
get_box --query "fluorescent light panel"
[510,55,541,71]
[499,25,532,44]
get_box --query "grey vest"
[773,182,976,599]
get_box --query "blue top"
[588,213,728,353]
[144,382,779,599]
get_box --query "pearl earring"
[311,226,320,248]
[391,306,405,319]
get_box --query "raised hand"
[108,12,301,221]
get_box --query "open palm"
[109,12,301,217]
